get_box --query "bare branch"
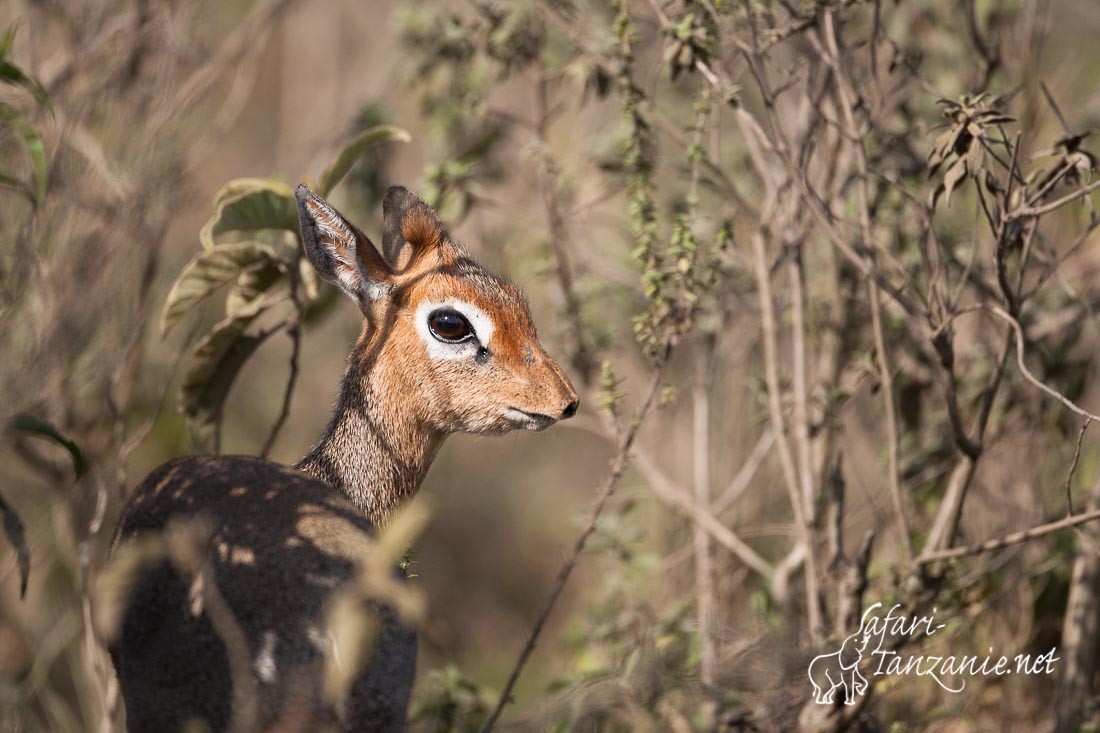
[751,230,823,643]
[480,342,674,732]
[711,428,775,514]
[631,442,774,578]
[259,322,301,460]
[1008,178,1100,220]
[918,508,1100,565]
[987,305,1100,422]
[869,280,912,563]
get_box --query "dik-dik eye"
[428,309,474,343]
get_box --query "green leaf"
[0,24,18,59]
[22,125,46,205]
[210,177,291,207]
[179,298,272,449]
[0,60,51,111]
[317,125,412,197]
[160,242,278,336]
[11,414,88,478]
[0,104,48,205]
[199,179,297,251]
[0,491,29,598]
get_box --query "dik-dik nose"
[538,349,579,422]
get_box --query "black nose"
[561,399,579,419]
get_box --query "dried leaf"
[199,179,297,251]
[317,125,412,197]
[928,126,961,173]
[372,499,432,570]
[943,158,968,206]
[323,593,380,703]
[985,169,1003,195]
[1071,151,1097,177]
[322,498,431,703]
[966,138,986,173]
[93,534,165,641]
[179,298,273,448]
[161,243,278,336]
[94,518,213,642]
[225,258,285,316]
[299,258,320,301]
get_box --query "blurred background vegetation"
[4,0,1100,731]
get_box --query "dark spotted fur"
[111,456,415,732]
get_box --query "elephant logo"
[807,629,872,706]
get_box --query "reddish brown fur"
[400,208,443,253]
[110,185,578,733]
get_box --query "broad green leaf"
[317,125,411,197]
[11,414,88,478]
[180,298,272,449]
[210,177,293,207]
[0,491,29,598]
[199,179,297,251]
[160,242,277,336]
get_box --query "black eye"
[428,309,474,343]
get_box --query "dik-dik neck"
[295,355,442,526]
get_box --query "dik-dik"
[110,184,579,732]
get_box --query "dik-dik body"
[110,185,579,732]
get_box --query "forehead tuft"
[413,259,533,323]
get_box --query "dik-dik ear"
[381,186,459,271]
[296,184,394,307]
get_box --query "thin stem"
[259,323,300,459]
[631,445,774,578]
[692,340,717,728]
[751,230,823,644]
[261,255,303,459]
[869,280,912,563]
[918,508,1100,564]
[789,248,816,523]
[1009,178,1100,220]
[479,342,673,733]
[534,67,595,387]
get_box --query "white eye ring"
[415,299,496,360]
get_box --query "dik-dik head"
[295,184,578,435]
